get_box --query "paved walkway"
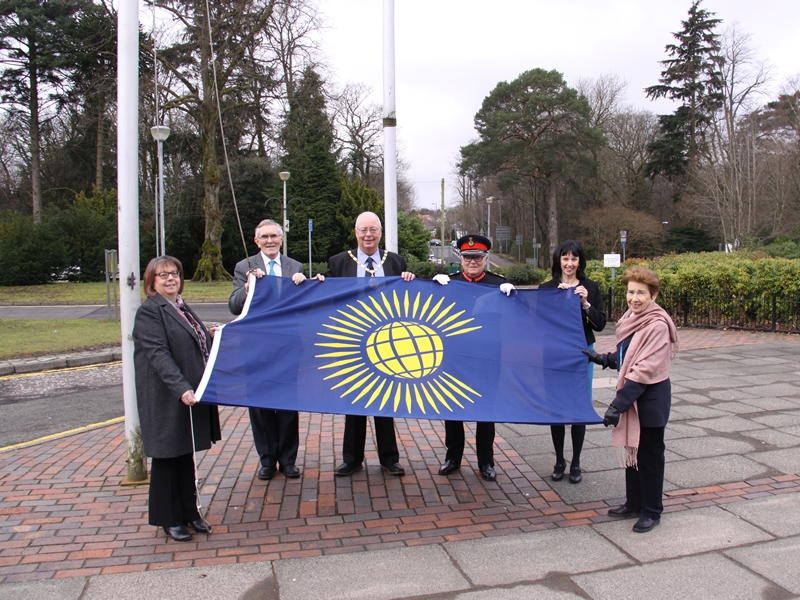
[0,328,798,598]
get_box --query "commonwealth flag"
[197,276,602,425]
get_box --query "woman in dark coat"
[585,266,678,533]
[539,240,606,484]
[133,256,221,542]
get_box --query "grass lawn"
[0,319,122,360]
[0,281,232,304]
[0,281,232,359]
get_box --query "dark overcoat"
[133,294,221,458]
[325,250,407,277]
[228,252,304,315]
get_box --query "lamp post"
[149,125,170,256]
[279,171,290,256]
[486,196,494,267]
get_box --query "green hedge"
[582,252,800,324]
[583,252,800,296]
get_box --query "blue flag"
[197,277,601,425]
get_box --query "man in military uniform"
[433,234,514,482]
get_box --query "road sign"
[496,226,511,241]
[604,253,621,268]
[308,219,313,231]
[515,234,523,245]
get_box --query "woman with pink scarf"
[584,266,678,533]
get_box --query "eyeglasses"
[256,234,281,241]
[356,227,381,235]
[462,254,486,263]
[156,271,181,279]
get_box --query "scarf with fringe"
[612,301,678,468]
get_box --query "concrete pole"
[279,171,290,256]
[118,0,146,483]
[382,0,398,253]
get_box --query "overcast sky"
[315,1,800,210]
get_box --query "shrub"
[496,265,545,285]
[0,211,65,285]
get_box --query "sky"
[315,0,800,210]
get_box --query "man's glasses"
[256,234,282,241]
[356,227,381,235]
[156,271,181,279]
[462,254,486,263]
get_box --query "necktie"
[268,260,276,276]
[365,256,375,277]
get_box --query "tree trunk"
[192,32,230,282]
[28,39,42,223]
[95,93,105,190]
[546,177,558,264]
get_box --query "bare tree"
[331,82,382,181]
[691,25,770,246]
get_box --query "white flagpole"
[383,0,398,253]
[118,0,145,482]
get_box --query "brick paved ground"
[0,328,798,583]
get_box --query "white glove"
[500,283,515,296]
[433,274,450,286]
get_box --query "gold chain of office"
[347,250,389,276]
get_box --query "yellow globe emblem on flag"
[365,321,443,379]
[315,289,483,415]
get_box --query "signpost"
[620,230,627,263]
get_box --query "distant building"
[416,213,437,234]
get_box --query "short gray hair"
[255,219,283,236]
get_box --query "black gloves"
[603,404,621,427]
[583,349,603,365]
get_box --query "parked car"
[429,239,442,246]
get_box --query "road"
[0,364,123,448]
[0,303,235,323]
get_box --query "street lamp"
[150,125,170,256]
[486,196,493,266]
[278,171,290,256]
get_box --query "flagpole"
[383,0,398,253]
[118,0,145,482]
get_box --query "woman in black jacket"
[539,240,606,483]
[585,266,678,533]
[133,256,221,542]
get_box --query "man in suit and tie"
[229,219,308,481]
[325,211,415,477]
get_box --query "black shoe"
[551,461,567,481]
[381,462,405,476]
[479,464,496,482]
[188,519,211,534]
[163,525,191,542]
[438,459,461,476]
[608,505,640,518]
[335,462,362,476]
[632,516,661,533]
[257,466,276,480]
[568,466,582,484]
[281,465,301,479]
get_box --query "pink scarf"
[612,301,678,467]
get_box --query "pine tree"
[645,0,723,180]
[279,67,342,261]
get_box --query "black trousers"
[624,426,666,518]
[148,453,200,528]
[342,415,399,466]
[444,421,495,467]
[249,407,299,469]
